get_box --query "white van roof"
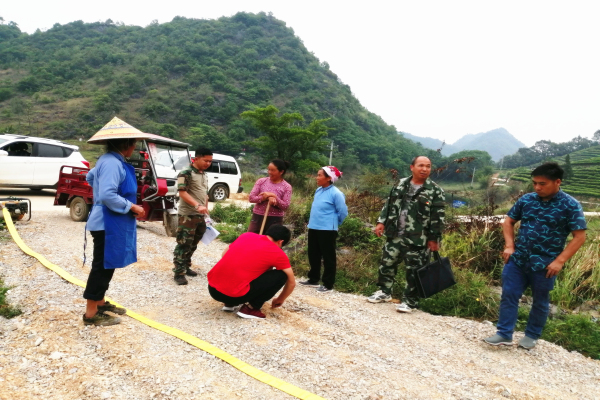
[190,151,237,162]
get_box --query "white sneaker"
[396,302,413,313]
[367,290,392,303]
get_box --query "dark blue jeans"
[496,260,557,340]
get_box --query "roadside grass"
[516,308,600,359]
[210,202,252,244]
[0,278,22,319]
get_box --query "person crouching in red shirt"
[207,225,296,319]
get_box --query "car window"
[206,161,220,173]
[174,154,191,169]
[220,161,238,175]
[4,141,33,157]
[36,143,68,158]
[0,138,8,146]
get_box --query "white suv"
[154,151,242,201]
[0,134,89,189]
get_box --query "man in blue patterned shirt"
[484,163,587,349]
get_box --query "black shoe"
[97,301,127,315]
[174,274,188,285]
[185,269,198,277]
[299,280,320,287]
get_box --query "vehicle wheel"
[70,197,90,222]
[209,184,229,202]
[164,212,179,237]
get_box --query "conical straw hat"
[87,116,148,144]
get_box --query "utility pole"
[329,140,334,164]
[499,157,504,170]
[471,167,476,188]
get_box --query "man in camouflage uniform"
[172,147,213,285]
[368,156,445,312]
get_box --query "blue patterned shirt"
[507,190,587,271]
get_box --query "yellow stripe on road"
[2,208,325,400]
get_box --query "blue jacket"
[86,152,134,231]
[307,185,348,231]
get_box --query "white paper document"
[201,226,220,245]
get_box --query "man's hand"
[195,205,209,215]
[427,240,439,251]
[131,204,145,218]
[546,260,564,278]
[374,223,385,237]
[271,297,284,308]
[502,246,514,264]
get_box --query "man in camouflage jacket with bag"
[368,156,445,313]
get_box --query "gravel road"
[1,212,599,400]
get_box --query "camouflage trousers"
[377,236,430,308]
[172,215,206,275]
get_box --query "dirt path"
[1,212,599,400]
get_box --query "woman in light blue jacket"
[300,166,348,292]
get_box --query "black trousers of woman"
[83,231,115,301]
[307,229,338,289]
[208,269,287,309]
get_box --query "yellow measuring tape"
[2,208,325,400]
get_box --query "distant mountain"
[401,128,525,161]
[400,132,460,155]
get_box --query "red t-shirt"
[207,232,291,297]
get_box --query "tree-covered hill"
[0,13,440,172]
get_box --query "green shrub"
[338,216,382,249]
[216,223,247,244]
[0,279,22,319]
[420,268,499,320]
[283,193,311,236]
[210,202,251,225]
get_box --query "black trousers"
[307,229,338,289]
[208,269,287,309]
[83,231,115,301]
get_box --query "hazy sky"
[3,1,599,147]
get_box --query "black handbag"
[416,251,456,298]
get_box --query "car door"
[32,143,71,186]
[219,160,239,193]
[205,160,220,192]
[0,141,35,185]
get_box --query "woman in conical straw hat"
[300,166,348,293]
[82,117,146,326]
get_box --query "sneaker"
[483,334,513,346]
[97,301,126,315]
[367,290,392,303]
[83,312,121,326]
[396,302,413,313]
[237,304,266,319]
[185,268,198,277]
[299,280,320,287]
[174,274,188,285]
[222,304,239,312]
[316,286,332,293]
[518,336,537,350]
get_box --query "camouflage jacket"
[377,176,445,246]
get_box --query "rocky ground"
[1,212,599,400]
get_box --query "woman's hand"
[268,197,278,206]
[259,192,276,201]
[131,204,145,218]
